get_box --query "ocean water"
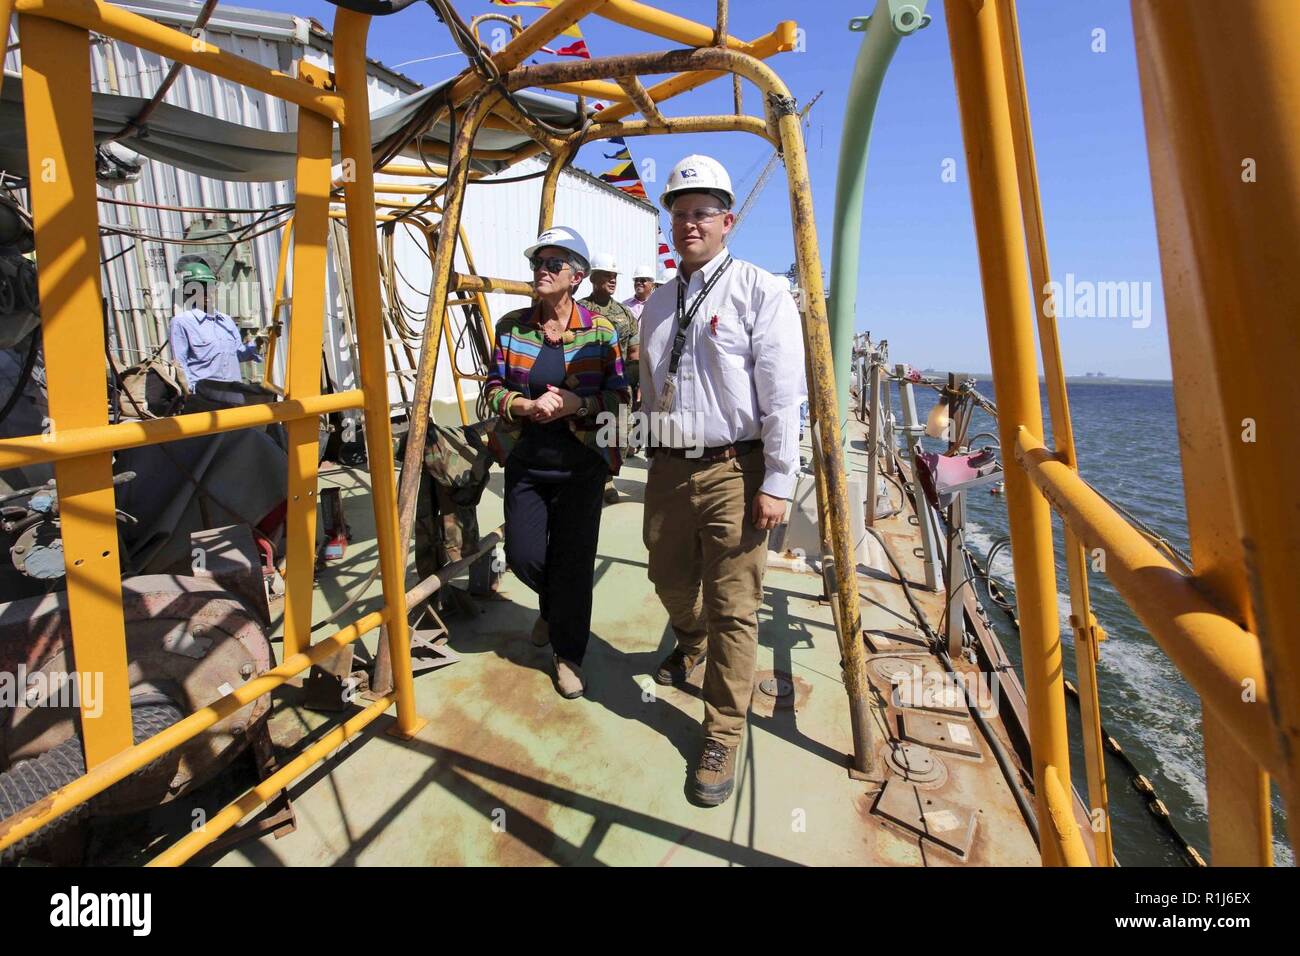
[895,380,1293,867]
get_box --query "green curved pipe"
[828,0,929,427]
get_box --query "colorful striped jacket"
[482,300,631,474]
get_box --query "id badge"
[656,374,677,414]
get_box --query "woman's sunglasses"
[529,255,571,274]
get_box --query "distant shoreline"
[927,372,1174,388]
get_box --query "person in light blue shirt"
[168,260,262,392]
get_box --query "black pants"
[504,456,606,664]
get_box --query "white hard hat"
[524,226,590,272]
[633,264,655,279]
[660,154,734,211]
[657,266,677,284]
[588,251,618,273]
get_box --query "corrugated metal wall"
[4,0,658,408]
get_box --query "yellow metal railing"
[0,0,425,864]
[947,0,1299,865]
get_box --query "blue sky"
[250,0,1172,378]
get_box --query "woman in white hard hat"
[481,226,631,699]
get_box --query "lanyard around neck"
[668,255,733,377]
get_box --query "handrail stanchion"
[865,354,882,527]
[896,366,940,590]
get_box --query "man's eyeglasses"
[529,255,572,274]
[670,207,726,226]
[633,277,654,285]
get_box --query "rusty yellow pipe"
[325,8,426,739]
[505,29,794,167]
[447,0,608,105]
[945,0,1070,866]
[1015,428,1281,777]
[1044,765,1092,867]
[771,66,875,778]
[369,183,440,195]
[370,93,499,698]
[591,0,794,56]
[15,0,344,121]
[993,0,1112,865]
[537,148,568,235]
[0,392,362,469]
[578,114,777,147]
[543,79,628,100]
[378,163,451,178]
[0,609,388,858]
[150,693,396,866]
[451,271,534,298]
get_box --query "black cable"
[322,0,428,15]
[0,328,40,427]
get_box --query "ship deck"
[132,416,1042,867]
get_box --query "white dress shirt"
[639,247,807,499]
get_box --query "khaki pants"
[643,445,768,747]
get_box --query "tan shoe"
[553,654,585,699]
[654,647,706,686]
[531,616,549,647]
[603,479,620,504]
[691,739,737,806]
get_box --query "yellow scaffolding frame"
[0,0,425,864]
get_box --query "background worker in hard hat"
[579,252,639,501]
[622,265,656,320]
[168,259,263,393]
[482,226,630,700]
[640,154,806,807]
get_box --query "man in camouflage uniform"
[412,422,497,614]
[579,252,639,503]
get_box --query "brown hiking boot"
[553,654,585,699]
[654,647,706,686]
[691,739,737,806]
[531,616,549,647]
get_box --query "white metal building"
[3,0,659,409]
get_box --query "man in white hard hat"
[622,264,656,320]
[579,252,639,502]
[640,154,806,807]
